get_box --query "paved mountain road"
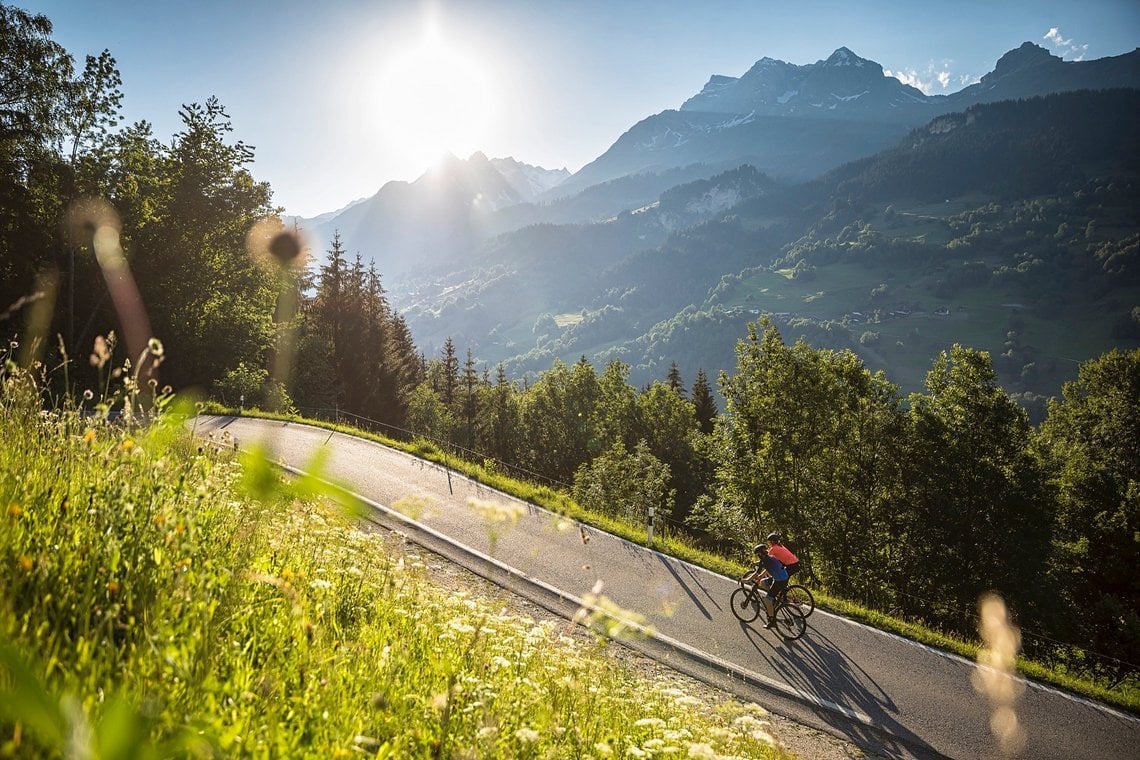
[194,415,1140,760]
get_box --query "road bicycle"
[730,576,808,640]
[779,579,815,618]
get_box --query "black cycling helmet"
[766,532,782,543]
[753,544,767,555]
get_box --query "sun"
[375,29,493,168]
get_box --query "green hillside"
[401,89,1140,403]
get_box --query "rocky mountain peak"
[992,41,1059,74]
[823,46,866,67]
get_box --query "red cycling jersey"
[768,544,798,566]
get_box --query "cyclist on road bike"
[744,544,788,629]
[766,532,801,579]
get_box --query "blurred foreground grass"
[0,361,791,758]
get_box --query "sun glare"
[375,29,493,169]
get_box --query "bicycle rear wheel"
[774,602,807,640]
[730,586,762,623]
[784,584,815,618]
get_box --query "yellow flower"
[7,502,22,518]
[154,514,167,527]
[83,429,96,445]
[17,555,33,572]
[121,439,135,451]
[106,581,120,594]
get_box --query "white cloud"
[885,68,928,92]
[1044,26,1089,60]
[1044,27,1071,47]
[886,61,972,95]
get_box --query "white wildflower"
[514,727,539,744]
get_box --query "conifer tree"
[691,369,717,435]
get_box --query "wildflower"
[635,718,666,730]
[147,337,164,358]
[121,439,135,451]
[468,497,525,525]
[732,715,767,731]
[750,729,776,745]
[90,335,111,368]
[154,514,167,527]
[448,619,476,635]
[7,502,22,518]
[686,743,718,759]
[17,555,33,572]
[83,429,96,445]
[514,727,539,744]
[82,389,94,400]
[106,581,119,594]
[477,727,498,740]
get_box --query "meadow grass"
[0,369,793,758]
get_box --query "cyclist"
[766,532,801,579]
[744,544,788,628]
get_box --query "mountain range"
[294,42,1140,406]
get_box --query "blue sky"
[22,0,1140,217]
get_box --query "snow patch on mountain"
[488,156,570,202]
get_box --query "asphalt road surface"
[194,415,1140,760]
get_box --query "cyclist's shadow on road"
[737,620,942,759]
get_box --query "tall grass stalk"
[0,360,792,758]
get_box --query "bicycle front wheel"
[784,584,815,618]
[774,602,807,640]
[730,587,762,623]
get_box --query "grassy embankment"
[215,405,1140,716]
[0,367,791,758]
